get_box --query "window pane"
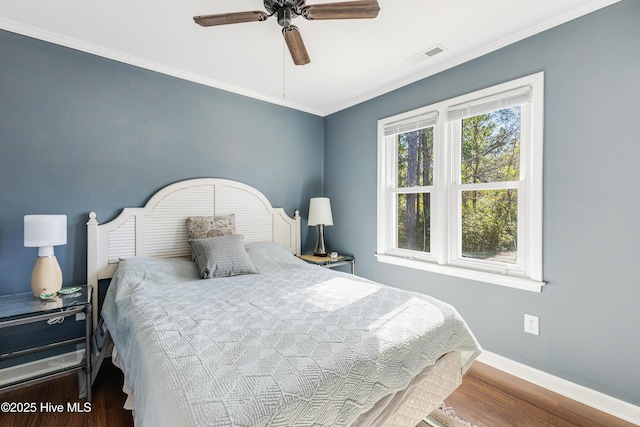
[461,106,521,184]
[461,189,517,264]
[397,193,431,252]
[397,127,434,187]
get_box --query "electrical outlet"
[524,314,539,335]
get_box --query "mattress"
[102,242,481,427]
[351,350,462,426]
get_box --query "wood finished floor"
[443,362,636,427]
[0,359,132,427]
[0,359,635,426]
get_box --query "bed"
[88,178,481,427]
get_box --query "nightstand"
[0,285,92,401]
[299,253,355,274]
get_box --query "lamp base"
[31,255,63,297]
[313,224,329,257]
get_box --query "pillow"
[245,241,307,273]
[186,214,236,240]
[189,234,258,279]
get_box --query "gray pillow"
[189,234,258,278]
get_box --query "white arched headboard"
[87,178,301,327]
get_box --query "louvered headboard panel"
[87,178,301,328]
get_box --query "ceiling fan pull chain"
[282,38,286,99]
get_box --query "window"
[377,73,544,292]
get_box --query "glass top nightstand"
[298,254,355,274]
[0,286,90,321]
[0,285,93,401]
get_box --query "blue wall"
[324,1,640,405]
[0,30,324,296]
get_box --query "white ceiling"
[0,0,619,116]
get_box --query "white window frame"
[376,73,544,292]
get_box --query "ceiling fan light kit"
[193,0,380,66]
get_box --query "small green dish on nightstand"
[58,286,81,295]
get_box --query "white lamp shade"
[24,215,67,248]
[308,198,333,226]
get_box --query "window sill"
[375,253,544,293]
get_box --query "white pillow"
[245,241,307,273]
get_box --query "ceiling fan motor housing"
[277,7,293,27]
[266,0,307,27]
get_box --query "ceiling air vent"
[407,44,447,64]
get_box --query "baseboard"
[477,351,640,426]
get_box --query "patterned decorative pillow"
[189,234,258,278]
[186,214,236,240]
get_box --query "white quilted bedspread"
[102,254,480,427]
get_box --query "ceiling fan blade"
[283,26,310,66]
[193,11,268,27]
[302,0,380,20]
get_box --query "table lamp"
[24,215,67,297]
[308,197,333,256]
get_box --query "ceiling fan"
[193,0,381,66]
